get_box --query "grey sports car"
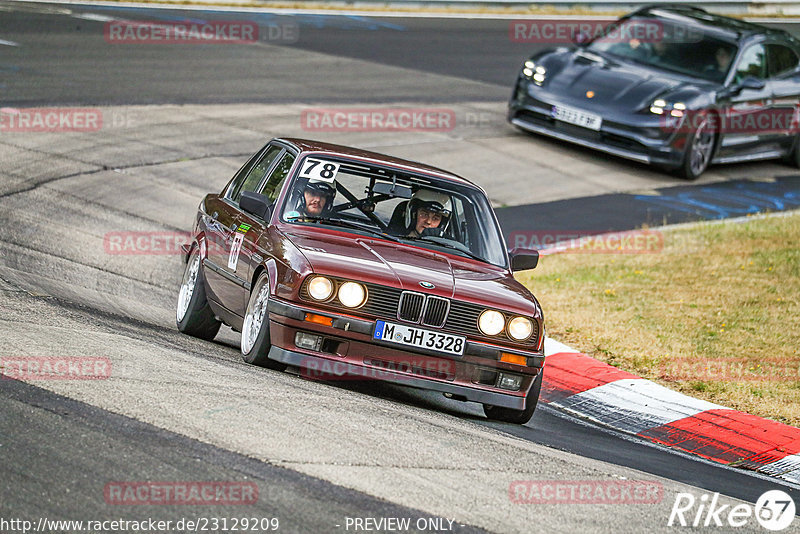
[509,5,800,179]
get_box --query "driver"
[286,178,337,219]
[404,190,452,238]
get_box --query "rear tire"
[176,247,221,341]
[241,272,286,371]
[483,369,543,425]
[678,112,716,180]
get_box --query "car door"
[717,43,776,158]
[232,148,297,315]
[765,42,800,154]
[204,144,284,313]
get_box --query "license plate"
[552,105,602,131]
[373,320,465,357]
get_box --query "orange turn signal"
[304,313,333,327]
[500,353,527,366]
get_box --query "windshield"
[280,155,508,268]
[587,17,738,83]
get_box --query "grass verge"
[518,211,800,426]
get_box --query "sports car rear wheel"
[679,113,716,180]
[483,368,543,425]
[176,246,221,340]
[241,272,286,370]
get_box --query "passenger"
[403,190,452,238]
[705,47,733,81]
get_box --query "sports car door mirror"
[240,191,272,221]
[726,76,766,96]
[373,181,412,199]
[509,247,539,271]
[739,76,766,91]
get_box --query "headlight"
[649,99,685,117]
[478,310,505,336]
[307,276,333,301]
[522,60,546,86]
[508,316,534,340]
[338,281,366,308]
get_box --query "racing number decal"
[227,225,250,271]
[300,159,339,183]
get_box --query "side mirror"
[509,247,539,272]
[725,76,766,96]
[373,181,412,199]
[240,191,272,221]
[740,76,766,91]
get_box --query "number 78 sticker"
[300,158,339,183]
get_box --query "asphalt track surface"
[1,2,800,532]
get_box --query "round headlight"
[307,276,333,301]
[508,316,533,340]
[338,281,366,308]
[478,310,505,336]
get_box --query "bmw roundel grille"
[397,292,450,328]
[421,295,449,328]
[398,291,425,323]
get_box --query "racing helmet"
[297,177,337,216]
[405,189,452,233]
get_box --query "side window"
[260,152,295,202]
[768,44,800,78]
[228,145,282,203]
[734,44,767,83]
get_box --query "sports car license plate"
[374,320,465,357]
[552,105,602,131]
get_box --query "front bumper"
[508,80,687,168]
[267,298,544,410]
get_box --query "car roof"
[277,137,479,189]
[631,5,795,43]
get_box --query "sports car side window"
[767,44,800,78]
[260,152,295,202]
[228,145,282,204]
[733,44,767,83]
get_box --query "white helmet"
[405,189,452,229]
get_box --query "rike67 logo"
[668,490,795,531]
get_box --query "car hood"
[545,50,702,110]
[285,226,540,316]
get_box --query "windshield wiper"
[294,216,401,243]
[411,235,485,262]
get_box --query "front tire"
[782,133,800,168]
[678,113,716,180]
[176,247,221,340]
[241,272,286,371]
[483,368,543,425]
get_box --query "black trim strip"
[202,259,251,290]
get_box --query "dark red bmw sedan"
[177,138,544,424]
